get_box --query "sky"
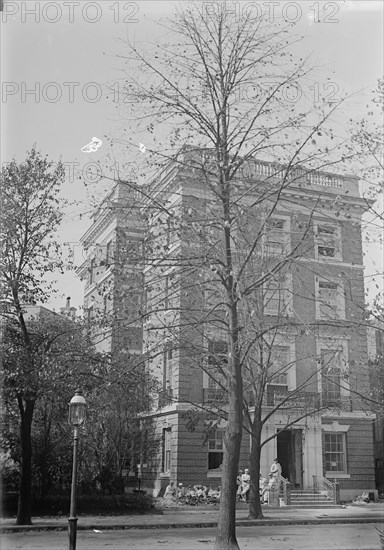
[1,0,383,313]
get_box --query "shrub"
[2,492,156,517]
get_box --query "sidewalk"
[1,502,383,532]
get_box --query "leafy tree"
[0,309,101,523]
[78,350,155,496]
[1,148,71,524]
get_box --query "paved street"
[3,503,384,532]
[1,523,383,550]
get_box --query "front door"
[277,429,303,488]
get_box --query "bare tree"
[107,3,361,547]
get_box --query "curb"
[2,517,383,533]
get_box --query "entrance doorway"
[276,429,303,488]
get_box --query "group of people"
[164,458,282,506]
[164,481,221,504]
[260,458,282,504]
[237,458,282,504]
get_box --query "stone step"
[291,495,331,502]
[285,503,342,508]
[287,490,337,507]
[291,491,330,495]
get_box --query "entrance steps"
[288,489,341,508]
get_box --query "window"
[89,258,95,285]
[264,218,287,256]
[315,224,341,260]
[269,346,289,385]
[142,429,148,464]
[162,428,171,473]
[160,342,173,406]
[119,240,142,262]
[208,341,228,371]
[164,276,169,309]
[324,433,346,473]
[266,346,289,406]
[162,343,173,392]
[321,349,342,405]
[106,241,113,265]
[263,275,292,316]
[126,293,141,319]
[204,341,227,401]
[103,294,108,316]
[319,281,338,319]
[208,429,224,470]
[166,217,171,248]
[316,279,344,320]
[87,305,94,325]
[322,368,341,404]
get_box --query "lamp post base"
[68,517,78,550]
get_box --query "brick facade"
[79,154,376,501]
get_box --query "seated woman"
[164,481,176,500]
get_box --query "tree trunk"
[214,393,243,550]
[215,296,243,549]
[248,418,264,519]
[16,398,35,525]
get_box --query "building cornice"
[81,210,116,250]
[138,402,197,419]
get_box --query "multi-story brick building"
[78,150,376,502]
[77,183,144,355]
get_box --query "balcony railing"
[307,171,342,189]
[239,158,357,195]
[265,390,352,412]
[267,390,321,409]
[321,395,352,412]
[203,388,228,404]
[202,387,352,411]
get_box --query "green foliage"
[0,451,19,492]
[0,147,66,305]
[1,315,154,498]
[1,311,102,404]
[2,492,156,517]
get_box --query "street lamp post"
[68,389,86,550]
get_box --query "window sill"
[316,316,344,322]
[325,473,350,479]
[159,473,171,479]
[315,257,342,263]
[207,471,222,478]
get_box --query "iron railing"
[312,475,340,504]
[280,476,291,505]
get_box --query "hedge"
[2,492,157,517]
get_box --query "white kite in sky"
[81,137,102,153]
